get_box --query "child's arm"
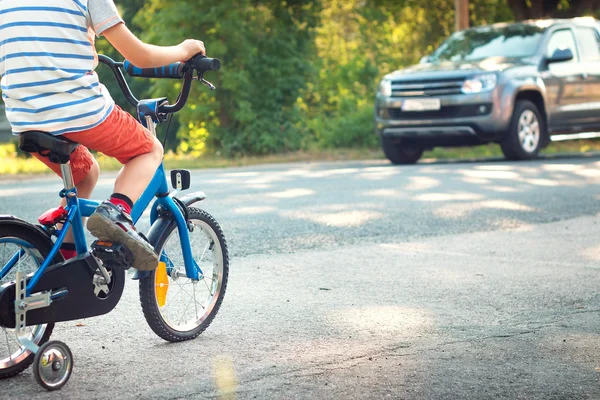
[103,23,205,68]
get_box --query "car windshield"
[429,24,546,62]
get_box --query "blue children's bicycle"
[0,54,229,390]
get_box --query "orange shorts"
[33,105,155,185]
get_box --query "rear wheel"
[501,100,545,160]
[381,137,423,165]
[139,208,228,342]
[0,225,60,379]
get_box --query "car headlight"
[461,73,497,94]
[379,79,392,97]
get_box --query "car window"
[429,24,545,62]
[546,29,578,62]
[576,27,600,61]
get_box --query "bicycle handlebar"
[193,56,221,72]
[123,60,186,79]
[97,53,220,115]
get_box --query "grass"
[1,139,600,177]
[424,139,600,161]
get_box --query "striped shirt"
[0,0,123,135]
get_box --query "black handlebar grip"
[193,56,221,72]
[123,60,186,79]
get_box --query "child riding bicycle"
[0,0,205,271]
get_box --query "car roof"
[471,17,597,32]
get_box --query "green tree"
[135,0,321,157]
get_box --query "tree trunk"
[455,0,469,31]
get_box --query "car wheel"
[501,100,545,161]
[381,137,423,165]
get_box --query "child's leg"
[59,158,100,238]
[63,105,163,205]
[113,137,163,203]
[57,160,99,258]
[32,148,100,259]
[61,105,163,270]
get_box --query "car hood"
[385,57,534,81]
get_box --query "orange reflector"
[156,261,169,308]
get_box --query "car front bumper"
[375,90,512,146]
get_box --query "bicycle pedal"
[91,240,133,270]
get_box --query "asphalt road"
[0,154,600,399]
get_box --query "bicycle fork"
[142,115,203,282]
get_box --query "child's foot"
[87,202,159,271]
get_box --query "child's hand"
[179,39,206,60]
[104,23,207,67]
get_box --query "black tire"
[139,208,229,342]
[0,224,60,379]
[381,137,423,165]
[501,100,546,161]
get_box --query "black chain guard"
[0,253,125,328]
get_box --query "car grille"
[391,78,464,97]
[387,104,492,120]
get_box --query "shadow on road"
[188,154,600,257]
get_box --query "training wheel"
[33,340,73,391]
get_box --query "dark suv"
[375,18,600,164]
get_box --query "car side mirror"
[419,55,430,64]
[546,48,574,64]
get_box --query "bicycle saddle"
[18,131,79,164]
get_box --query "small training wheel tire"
[33,340,73,391]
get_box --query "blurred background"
[2,0,600,170]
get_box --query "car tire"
[501,100,546,161]
[381,137,423,165]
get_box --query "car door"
[541,27,586,130]
[574,26,600,129]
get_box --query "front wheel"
[381,137,423,165]
[501,100,546,161]
[139,208,229,342]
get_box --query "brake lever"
[192,71,216,90]
[201,78,216,91]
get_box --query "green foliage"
[134,0,320,156]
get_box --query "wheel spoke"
[164,282,185,307]
[173,279,206,310]
[530,120,539,134]
[519,114,528,126]
[180,294,192,326]
[198,241,210,263]
[203,277,212,292]
[4,329,13,360]
[193,282,199,320]
[15,253,31,274]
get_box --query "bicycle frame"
[0,118,201,297]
